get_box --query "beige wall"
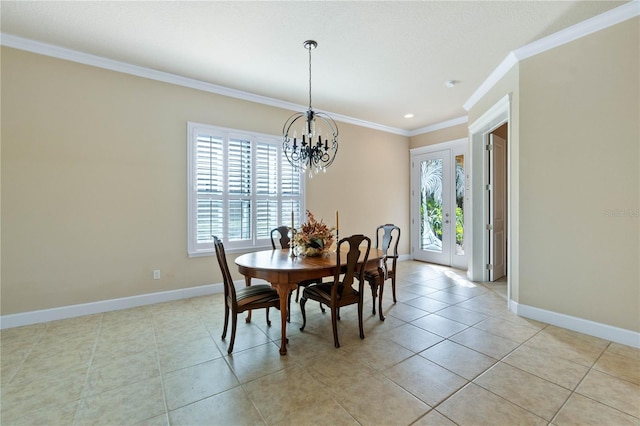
[409,123,468,149]
[469,18,638,332]
[1,47,410,315]
[517,18,639,331]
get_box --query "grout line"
[73,312,104,426]
[151,316,170,422]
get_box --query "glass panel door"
[413,150,451,265]
[411,143,468,269]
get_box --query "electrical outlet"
[153,270,161,280]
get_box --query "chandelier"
[283,40,339,177]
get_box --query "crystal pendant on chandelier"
[283,40,339,176]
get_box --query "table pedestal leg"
[274,283,296,355]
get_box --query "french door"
[411,141,467,269]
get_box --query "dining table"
[235,247,385,355]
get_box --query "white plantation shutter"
[280,156,302,226]
[255,142,279,239]
[187,122,305,256]
[195,135,223,245]
[228,138,252,242]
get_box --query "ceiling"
[0,1,628,133]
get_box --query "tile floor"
[1,261,638,425]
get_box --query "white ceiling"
[0,1,628,133]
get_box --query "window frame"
[187,122,305,257]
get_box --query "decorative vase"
[296,243,326,257]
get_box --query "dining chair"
[299,234,371,348]
[270,226,291,251]
[364,224,400,321]
[213,236,280,354]
[270,226,324,322]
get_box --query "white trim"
[0,33,409,137]
[0,281,237,329]
[514,0,640,63]
[464,52,519,112]
[468,94,511,133]
[512,301,640,349]
[408,116,468,137]
[0,257,416,329]
[409,137,468,156]
[464,1,640,112]
[467,95,510,284]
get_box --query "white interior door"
[489,133,507,280]
[411,140,468,268]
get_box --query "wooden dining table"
[235,247,385,355]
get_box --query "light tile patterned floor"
[1,261,638,425]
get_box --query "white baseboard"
[511,300,640,349]
[0,281,233,330]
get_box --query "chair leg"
[295,286,300,302]
[378,279,386,321]
[358,300,365,339]
[299,295,308,331]
[228,313,238,354]
[367,275,378,315]
[287,292,292,323]
[221,305,229,339]
[331,306,340,348]
[266,307,271,326]
[318,302,326,313]
[391,275,397,303]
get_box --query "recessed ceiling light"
[404,113,414,118]
[445,80,457,88]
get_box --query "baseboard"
[511,301,640,349]
[0,281,234,330]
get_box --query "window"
[187,122,304,256]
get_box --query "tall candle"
[291,211,294,231]
[336,210,339,233]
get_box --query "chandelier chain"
[308,44,313,110]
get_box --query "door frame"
[410,138,468,269]
[468,94,511,300]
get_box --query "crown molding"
[0,33,410,137]
[464,0,640,112]
[407,116,468,137]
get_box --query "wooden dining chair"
[270,226,324,322]
[299,234,371,348]
[364,224,400,321]
[270,226,291,251]
[213,236,280,354]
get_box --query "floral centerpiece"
[293,210,335,257]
